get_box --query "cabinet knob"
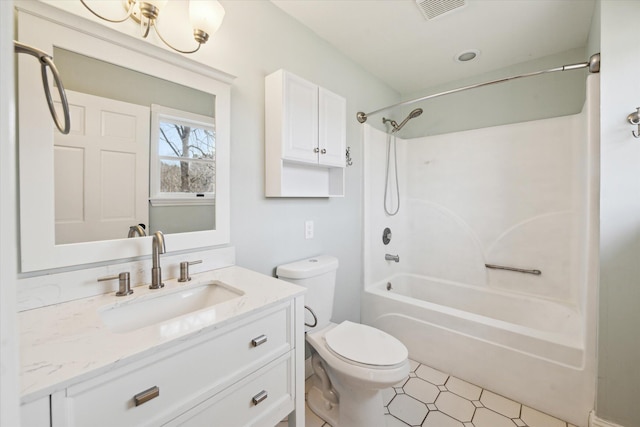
[251,334,268,347]
[313,147,319,153]
[133,386,160,407]
[320,148,327,154]
[252,390,268,405]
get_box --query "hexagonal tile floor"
[280,359,579,427]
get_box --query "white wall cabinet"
[265,69,346,197]
[25,299,303,427]
[318,87,347,168]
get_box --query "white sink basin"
[99,281,244,334]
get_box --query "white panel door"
[282,72,319,164]
[54,91,149,244]
[318,87,346,167]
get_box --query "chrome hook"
[628,107,640,138]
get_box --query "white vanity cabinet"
[20,275,305,427]
[265,69,346,197]
[46,301,300,427]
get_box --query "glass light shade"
[189,0,225,36]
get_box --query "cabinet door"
[282,72,319,164]
[21,396,50,427]
[318,87,346,167]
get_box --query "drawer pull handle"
[251,334,268,347]
[134,386,160,407]
[252,390,268,405]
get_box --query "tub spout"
[385,254,400,263]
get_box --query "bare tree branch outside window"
[158,121,215,195]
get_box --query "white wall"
[597,1,640,425]
[0,0,20,424]
[213,1,398,322]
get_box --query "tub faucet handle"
[385,254,400,263]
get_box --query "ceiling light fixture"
[79,0,225,54]
[455,49,480,63]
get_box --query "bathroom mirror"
[52,48,217,244]
[16,2,233,272]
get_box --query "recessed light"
[455,49,480,62]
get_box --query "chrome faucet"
[150,231,166,289]
[385,254,400,263]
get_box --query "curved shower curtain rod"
[356,53,601,124]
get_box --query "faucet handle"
[98,272,133,296]
[178,260,203,282]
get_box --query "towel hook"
[14,41,70,135]
[628,107,640,139]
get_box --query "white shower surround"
[361,75,599,426]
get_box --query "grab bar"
[485,264,541,276]
[14,41,70,134]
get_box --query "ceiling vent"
[415,0,467,20]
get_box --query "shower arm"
[356,53,601,124]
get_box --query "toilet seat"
[306,322,410,390]
[324,321,408,367]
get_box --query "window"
[150,105,216,206]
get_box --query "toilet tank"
[276,255,338,331]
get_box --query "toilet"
[276,255,409,427]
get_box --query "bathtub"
[361,274,595,426]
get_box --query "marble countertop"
[19,266,305,403]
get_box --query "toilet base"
[307,384,339,427]
[307,373,389,427]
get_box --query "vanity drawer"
[64,304,292,427]
[164,352,294,427]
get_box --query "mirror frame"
[16,1,233,272]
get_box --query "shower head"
[408,108,424,119]
[383,108,423,133]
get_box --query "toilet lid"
[325,321,408,367]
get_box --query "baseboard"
[590,411,626,427]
